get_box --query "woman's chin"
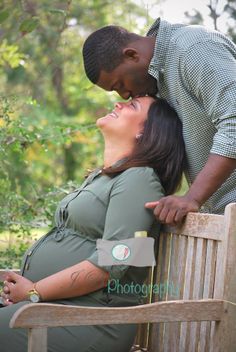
[96,115,113,128]
[96,117,105,128]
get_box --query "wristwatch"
[28,284,41,303]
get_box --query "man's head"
[82,25,157,99]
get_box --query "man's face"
[97,60,158,99]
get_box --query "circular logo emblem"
[112,244,131,261]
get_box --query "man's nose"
[116,90,131,100]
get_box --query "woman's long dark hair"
[103,97,187,195]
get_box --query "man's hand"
[145,195,199,225]
[1,271,34,306]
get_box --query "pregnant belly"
[21,231,97,282]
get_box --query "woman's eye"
[131,101,135,108]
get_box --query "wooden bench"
[0,203,236,352]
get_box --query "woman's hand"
[1,271,34,306]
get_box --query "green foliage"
[0,240,29,269]
[0,9,10,24]
[0,0,152,268]
[19,17,39,34]
[0,40,25,68]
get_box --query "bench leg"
[212,302,236,352]
[28,327,47,352]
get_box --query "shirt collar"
[146,18,173,77]
[103,157,128,171]
[146,17,161,36]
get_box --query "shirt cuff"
[211,132,236,159]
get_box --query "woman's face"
[96,96,155,141]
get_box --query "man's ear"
[122,48,140,62]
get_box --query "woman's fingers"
[0,290,13,305]
[1,279,16,305]
[3,285,10,294]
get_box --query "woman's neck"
[103,140,132,168]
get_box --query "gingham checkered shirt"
[147,18,236,214]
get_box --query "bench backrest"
[136,203,236,352]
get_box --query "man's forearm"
[186,154,236,206]
[145,154,236,225]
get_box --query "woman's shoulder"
[113,166,165,196]
[113,166,163,190]
[111,166,164,198]
[120,166,160,180]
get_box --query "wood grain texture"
[28,328,47,352]
[10,300,223,328]
[164,213,224,241]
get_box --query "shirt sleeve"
[181,40,236,159]
[87,167,164,279]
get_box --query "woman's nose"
[115,102,124,109]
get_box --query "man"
[82,18,236,224]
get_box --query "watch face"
[30,293,40,303]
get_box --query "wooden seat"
[1,203,236,352]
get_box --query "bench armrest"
[10,299,224,328]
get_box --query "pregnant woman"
[0,96,185,352]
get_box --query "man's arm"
[146,154,236,225]
[146,39,236,225]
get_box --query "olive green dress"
[0,166,164,352]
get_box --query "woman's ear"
[135,133,143,140]
[122,48,140,62]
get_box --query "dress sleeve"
[87,167,164,279]
[181,40,236,159]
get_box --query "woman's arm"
[2,260,109,304]
[87,167,164,280]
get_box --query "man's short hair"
[82,25,139,84]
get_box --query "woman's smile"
[108,111,119,119]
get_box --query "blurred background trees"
[0,0,235,267]
[0,0,149,236]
